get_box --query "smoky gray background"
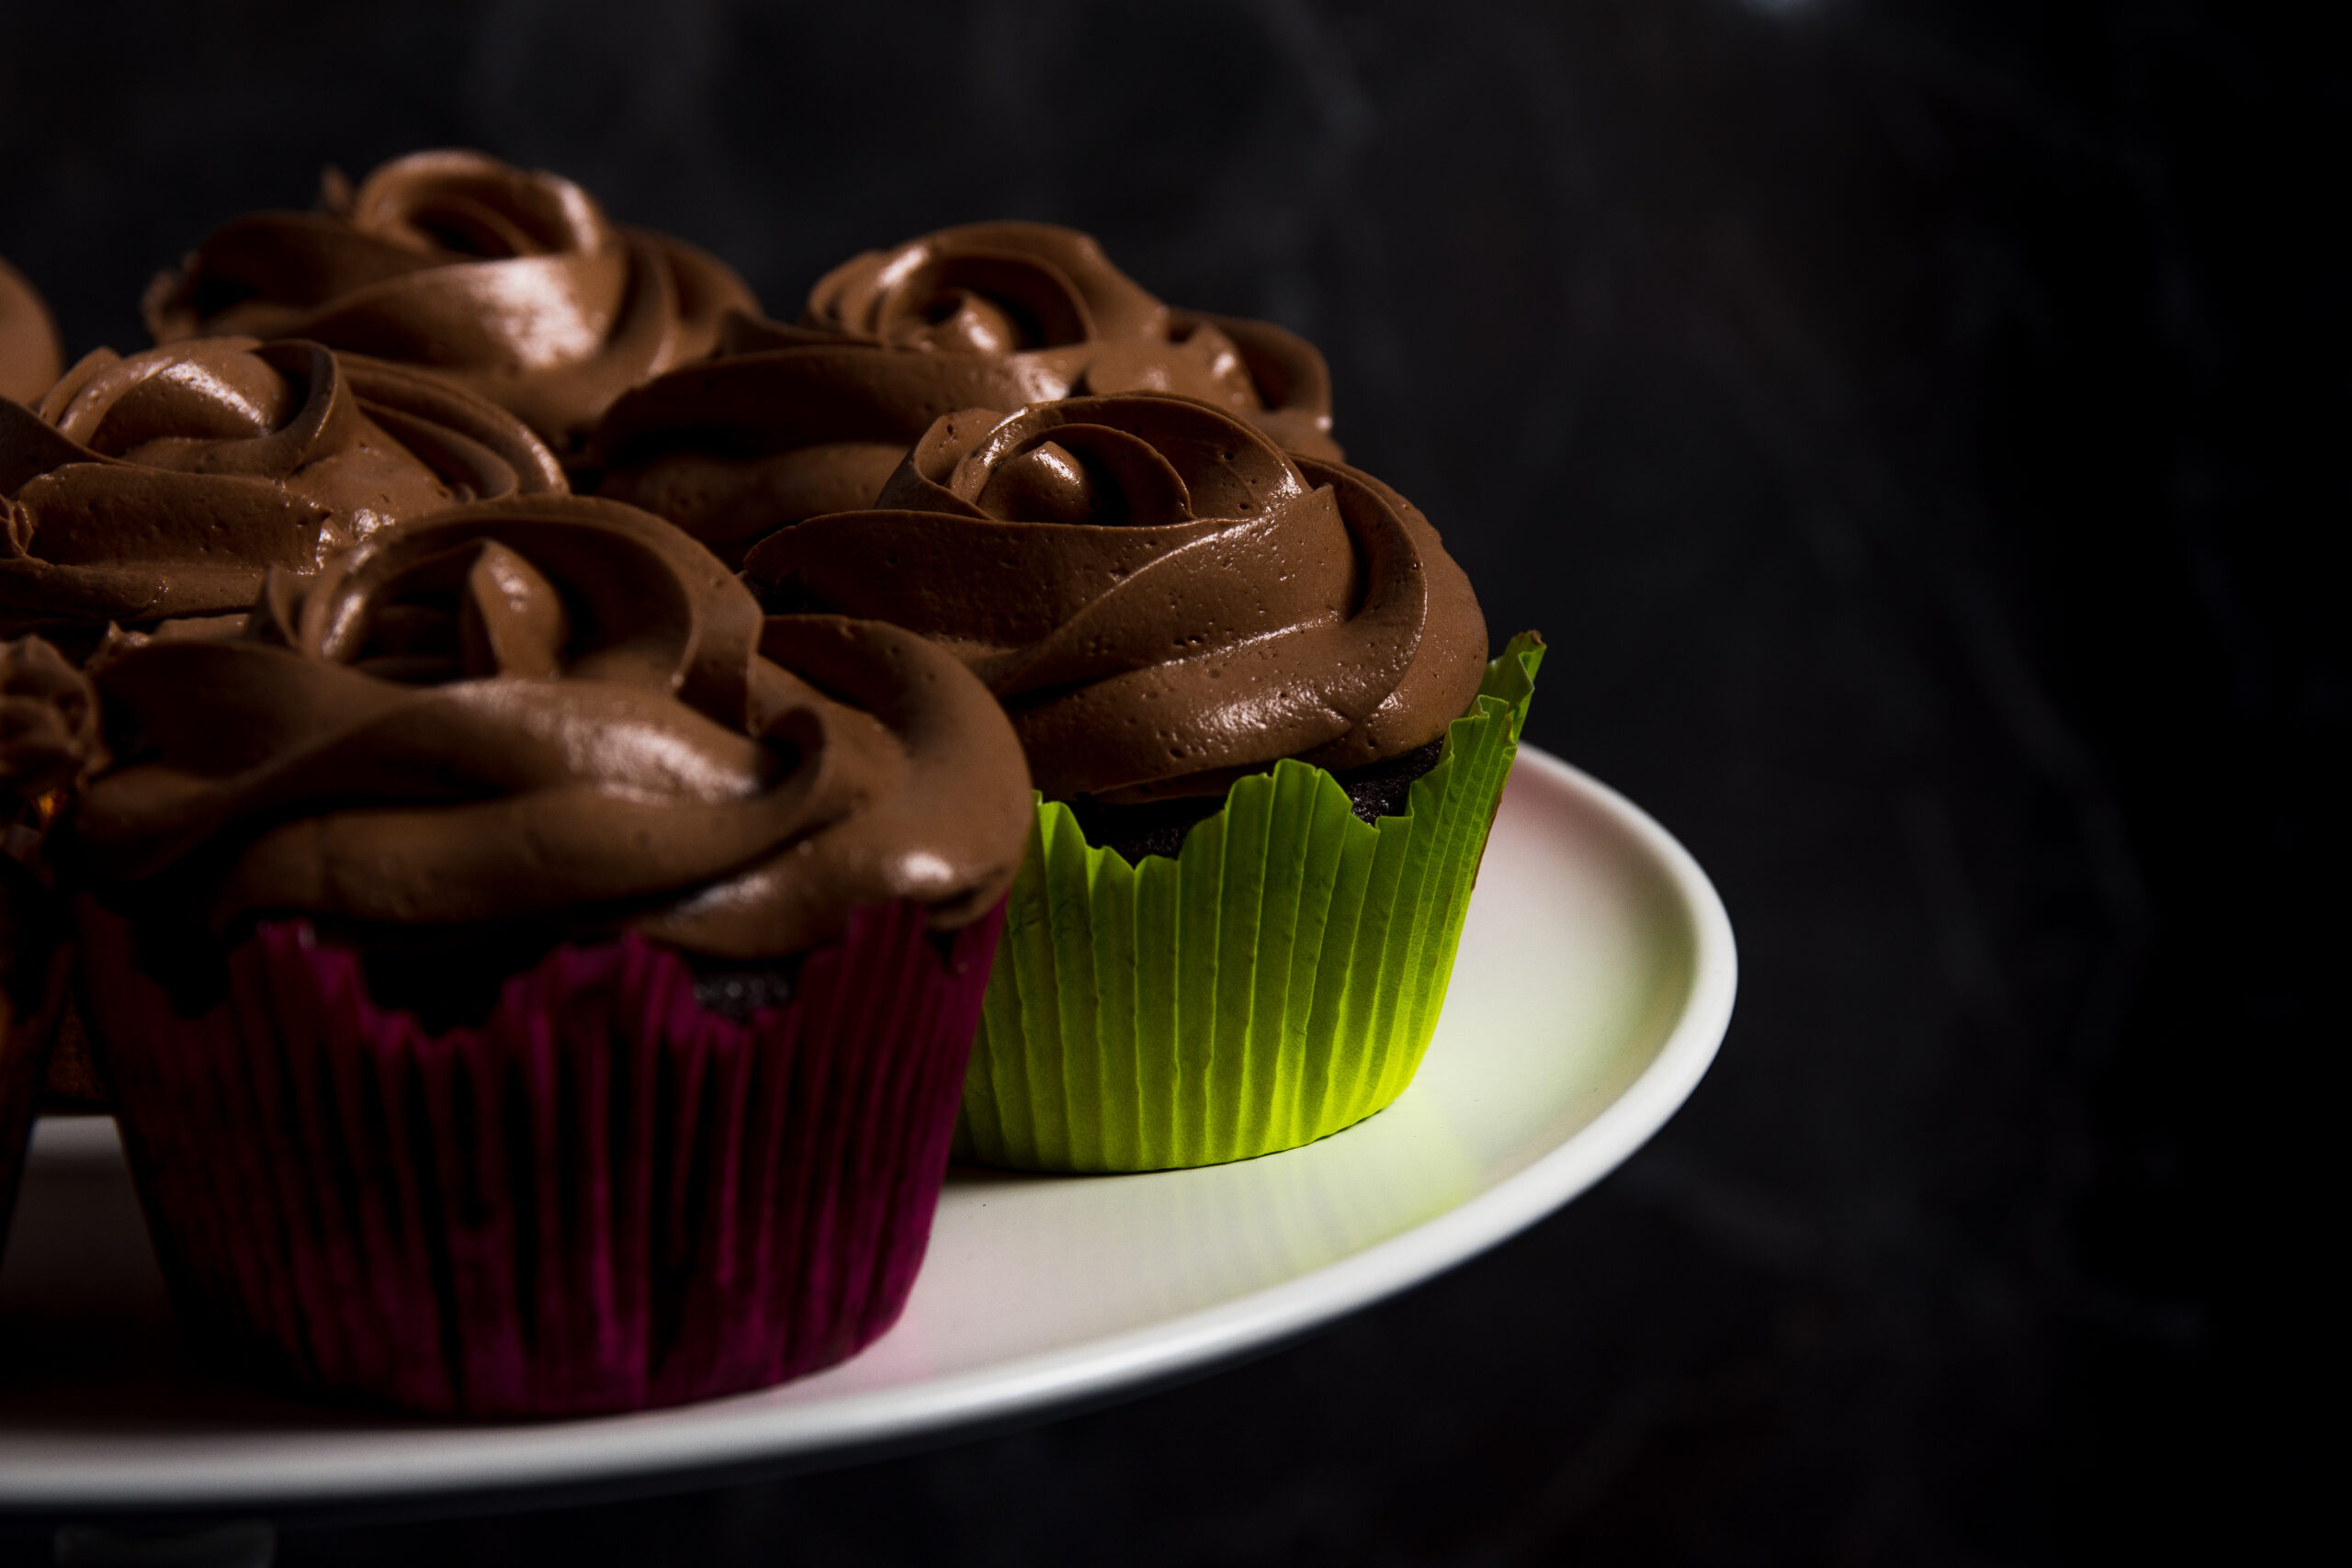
[3,0,2329,1562]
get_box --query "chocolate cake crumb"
[688,963,800,1021]
[1066,737,1451,865]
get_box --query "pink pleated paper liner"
[75,896,1004,1418]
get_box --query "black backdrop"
[2,2,2333,1562]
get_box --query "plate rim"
[0,746,1736,1510]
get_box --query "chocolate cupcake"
[1,255,64,406]
[64,494,1031,1415]
[2,336,563,648]
[145,151,757,456]
[747,393,1542,1171]
[592,221,1338,566]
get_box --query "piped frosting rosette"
[145,151,757,453]
[2,336,564,641]
[593,222,1339,565]
[66,495,1033,1414]
[0,255,63,407]
[747,393,1540,1171]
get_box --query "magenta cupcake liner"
[75,896,1004,1417]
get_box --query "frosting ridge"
[744,394,1485,803]
[593,221,1338,565]
[793,223,1336,455]
[144,151,758,451]
[0,636,106,804]
[73,496,1030,957]
[2,337,564,637]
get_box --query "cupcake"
[63,494,1032,1415]
[144,150,758,457]
[746,392,1541,1171]
[1,254,64,406]
[2,336,563,649]
[591,220,1338,566]
[0,637,96,1248]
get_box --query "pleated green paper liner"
[956,632,1544,1173]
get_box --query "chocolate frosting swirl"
[1,337,564,638]
[592,221,1338,566]
[1,256,64,407]
[72,496,1030,958]
[744,394,1486,804]
[0,636,106,805]
[144,151,758,452]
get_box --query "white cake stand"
[0,747,1735,1513]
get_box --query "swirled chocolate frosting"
[2,337,564,639]
[71,496,1030,959]
[144,151,758,452]
[744,394,1487,805]
[0,636,106,806]
[1,256,63,407]
[593,221,1338,566]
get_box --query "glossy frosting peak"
[2,337,564,637]
[745,394,1487,803]
[593,221,1339,565]
[144,151,759,451]
[1,256,64,407]
[794,223,1336,454]
[73,496,1030,956]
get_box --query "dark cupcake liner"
[0,854,70,1256]
[75,897,1004,1417]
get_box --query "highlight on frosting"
[0,255,64,407]
[797,223,1337,454]
[743,393,1486,805]
[143,151,759,451]
[592,221,1339,565]
[2,337,563,640]
[0,635,106,806]
[72,495,1031,958]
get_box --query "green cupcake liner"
[956,632,1544,1172]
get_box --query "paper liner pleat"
[0,944,74,1256]
[958,634,1543,1172]
[77,897,1003,1417]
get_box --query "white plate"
[0,747,1734,1510]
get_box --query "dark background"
[3,0,2335,1562]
